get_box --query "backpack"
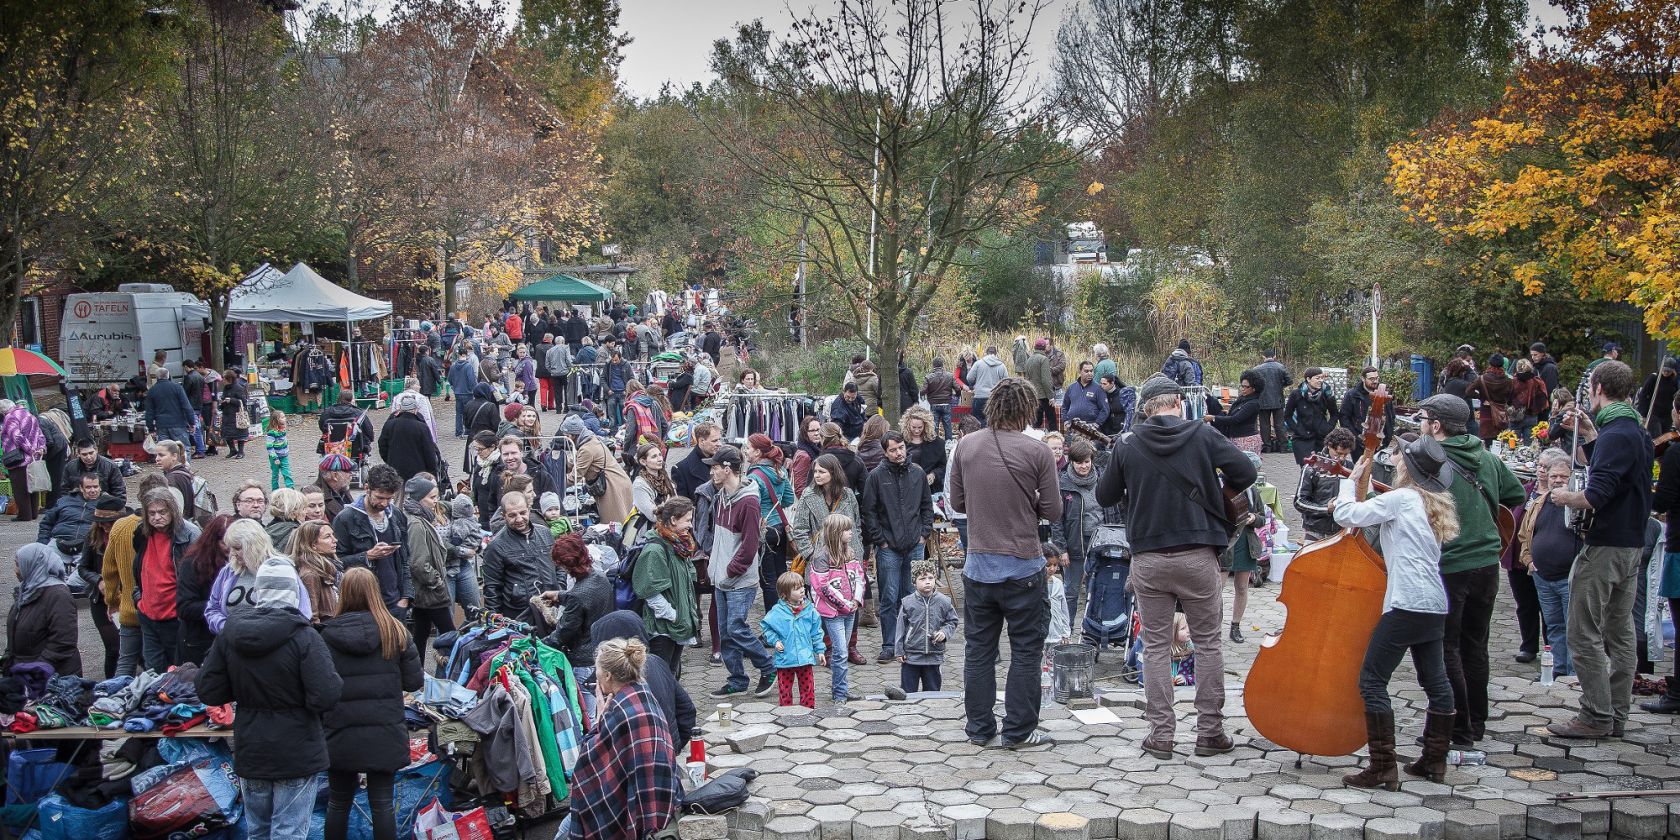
[189,475,218,526]
[612,537,650,613]
[684,768,759,815]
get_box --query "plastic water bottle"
[1540,645,1555,685]
[1040,659,1055,707]
[1447,749,1486,766]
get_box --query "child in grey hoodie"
[446,494,485,608]
[895,560,958,693]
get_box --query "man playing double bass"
[1544,360,1653,739]
[1413,395,1525,748]
[1096,375,1256,759]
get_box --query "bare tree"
[1050,0,1236,147]
[703,0,1068,419]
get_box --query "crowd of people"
[8,302,1680,837]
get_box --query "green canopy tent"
[507,273,613,303]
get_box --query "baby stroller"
[1083,548,1134,669]
[320,408,372,489]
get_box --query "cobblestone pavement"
[3,400,1677,838]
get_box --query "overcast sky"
[616,0,1571,100]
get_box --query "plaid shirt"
[566,684,680,840]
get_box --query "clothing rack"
[719,389,816,443]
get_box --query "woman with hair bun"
[558,637,681,840]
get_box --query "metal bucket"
[1052,643,1097,703]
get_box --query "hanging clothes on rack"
[722,392,815,443]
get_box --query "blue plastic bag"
[37,793,129,840]
[6,749,72,806]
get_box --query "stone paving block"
[730,799,777,833]
[900,823,947,840]
[804,804,858,840]
[1115,806,1172,840]
[1361,817,1420,840]
[942,803,989,840]
[1468,798,1527,840]
[1607,797,1668,840]
[987,808,1042,840]
[1217,806,1258,840]
[852,811,906,840]
[723,725,777,754]
[763,815,821,840]
[1037,813,1093,840]
[1307,813,1362,840]
[677,814,728,840]
[1169,811,1225,840]
[1441,809,1500,840]
[1070,802,1122,839]
[1558,800,1609,836]
[1256,810,1310,840]
[1389,806,1445,838]
[1525,804,1584,840]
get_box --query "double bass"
[1243,385,1391,758]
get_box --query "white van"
[61,284,210,385]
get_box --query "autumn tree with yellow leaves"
[1389,0,1680,340]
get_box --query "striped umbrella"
[0,347,67,378]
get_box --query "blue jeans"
[447,564,482,610]
[876,544,923,656]
[159,426,192,462]
[454,401,469,436]
[971,397,988,426]
[607,391,625,431]
[1534,574,1574,676]
[138,615,178,672]
[931,404,952,439]
[823,614,856,700]
[717,586,773,691]
[241,775,320,840]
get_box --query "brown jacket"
[575,437,633,524]
[100,514,142,627]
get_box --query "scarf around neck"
[657,522,699,560]
[1596,401,1641,427]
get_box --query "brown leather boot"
[1404,709,1456,783]
[1342,711,1399,791]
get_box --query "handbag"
[751,465,802,574]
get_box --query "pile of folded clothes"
[0,663,94,732]
[80,665,232,733]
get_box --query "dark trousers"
[1442,564,1498,742]
[1360,608,1454,714]
[1669,598,1680,692]
[1258,408,1285,451]
[1635,551,1654,672]
[759,525,789,614]
[1291,436,1321,466]
[1508,565,1544,655]
[89,592,120,679]
[138,614,179,673]
[963,571,1048,744]
[649,635,683,680]
[409,606,456,662]
[325,770,396,840]
[902,663,943,693]
[1035,399,1056,430]
[7,465,35,520]
[548,375,566,411]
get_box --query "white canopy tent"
[228,262,392,391]
[228,262,392,323]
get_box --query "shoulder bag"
[751,465,803,574]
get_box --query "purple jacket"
[205,561,312,634]
[2,410,44,465]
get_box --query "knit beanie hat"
[251,556,302,611]
[450,494,475,520]
[405,476,436,504]
[1137,374,1180,405]
[539,492,562,514]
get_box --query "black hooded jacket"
[589,610,696,754]
[196,608,343,780]
[378,412,443,482]
[320,611,424,773]
[1095,414,1257,553]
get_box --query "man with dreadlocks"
[948,377,1062,749]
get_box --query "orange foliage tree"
[1387,0,1680,339]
